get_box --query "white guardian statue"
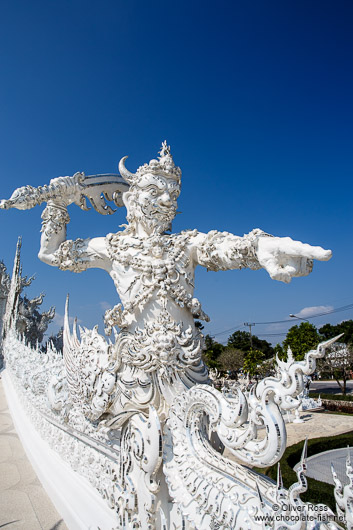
[1,143,349,529]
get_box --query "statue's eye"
[150,188,158,197]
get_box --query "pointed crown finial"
[119,142,181,186]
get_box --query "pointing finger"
[262,237,332,261]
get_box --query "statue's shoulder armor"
[170,229,199,242]
[168,229,200,253]
[105,230,135,259]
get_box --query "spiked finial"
[118,142,181,186]
[256,482,264,508]
[301,437,308,471]
[331,462,336,477]
[287,346,294,364]
[277,463,283,490]
[159,140,170,158]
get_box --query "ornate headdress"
[119,141,181,186]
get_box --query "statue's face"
[127,173,180,234]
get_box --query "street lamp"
[289,314,309,323]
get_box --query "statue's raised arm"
[0,171,129,273]
[193,228,331,282]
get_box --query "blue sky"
[0,0,352,344]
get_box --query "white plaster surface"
[1,370,119,530]
[0,373,67,529]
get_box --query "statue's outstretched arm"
[195,228,331,282]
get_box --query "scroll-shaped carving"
[217,335,341,466]
[164,337,343,528]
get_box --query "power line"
[213,325,243,337]
[302,304,353,318]
[254,318,293,325]
[211,302,353,338]
[251,303,353,325]
[257,332,288,337]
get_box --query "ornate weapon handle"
[0,173,129,215]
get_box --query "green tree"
[257,356,276,378]
[218,347,244,376]
[227,330,274,359]
[202,334,224,369]
[319,320,353,345]
[243,349,265,377]
[274,343,285,360]
[281,322,320,361]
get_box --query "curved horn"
[119,156,136,183]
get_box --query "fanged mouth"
[142,205,176,219]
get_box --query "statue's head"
[119,142,181,235]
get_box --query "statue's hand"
[256,236,332,283]
[49,172,87,208]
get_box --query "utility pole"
[244,322,255,349]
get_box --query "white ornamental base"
[2,369,118,530]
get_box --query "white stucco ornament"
[1,142,349,529]
[298,375,323,411]
[332,449,353,530]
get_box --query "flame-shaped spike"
[287,346,294,364]
[318,334,344,351]
[72,317,80,347]
[277,462,283,490]
[64,295,70,338]
[256,482,264,508]
[301,437,308,467]
[331,462,336,476]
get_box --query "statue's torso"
[103,229,209,415]
[105,229,204,331]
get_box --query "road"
[310,380,353,395]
